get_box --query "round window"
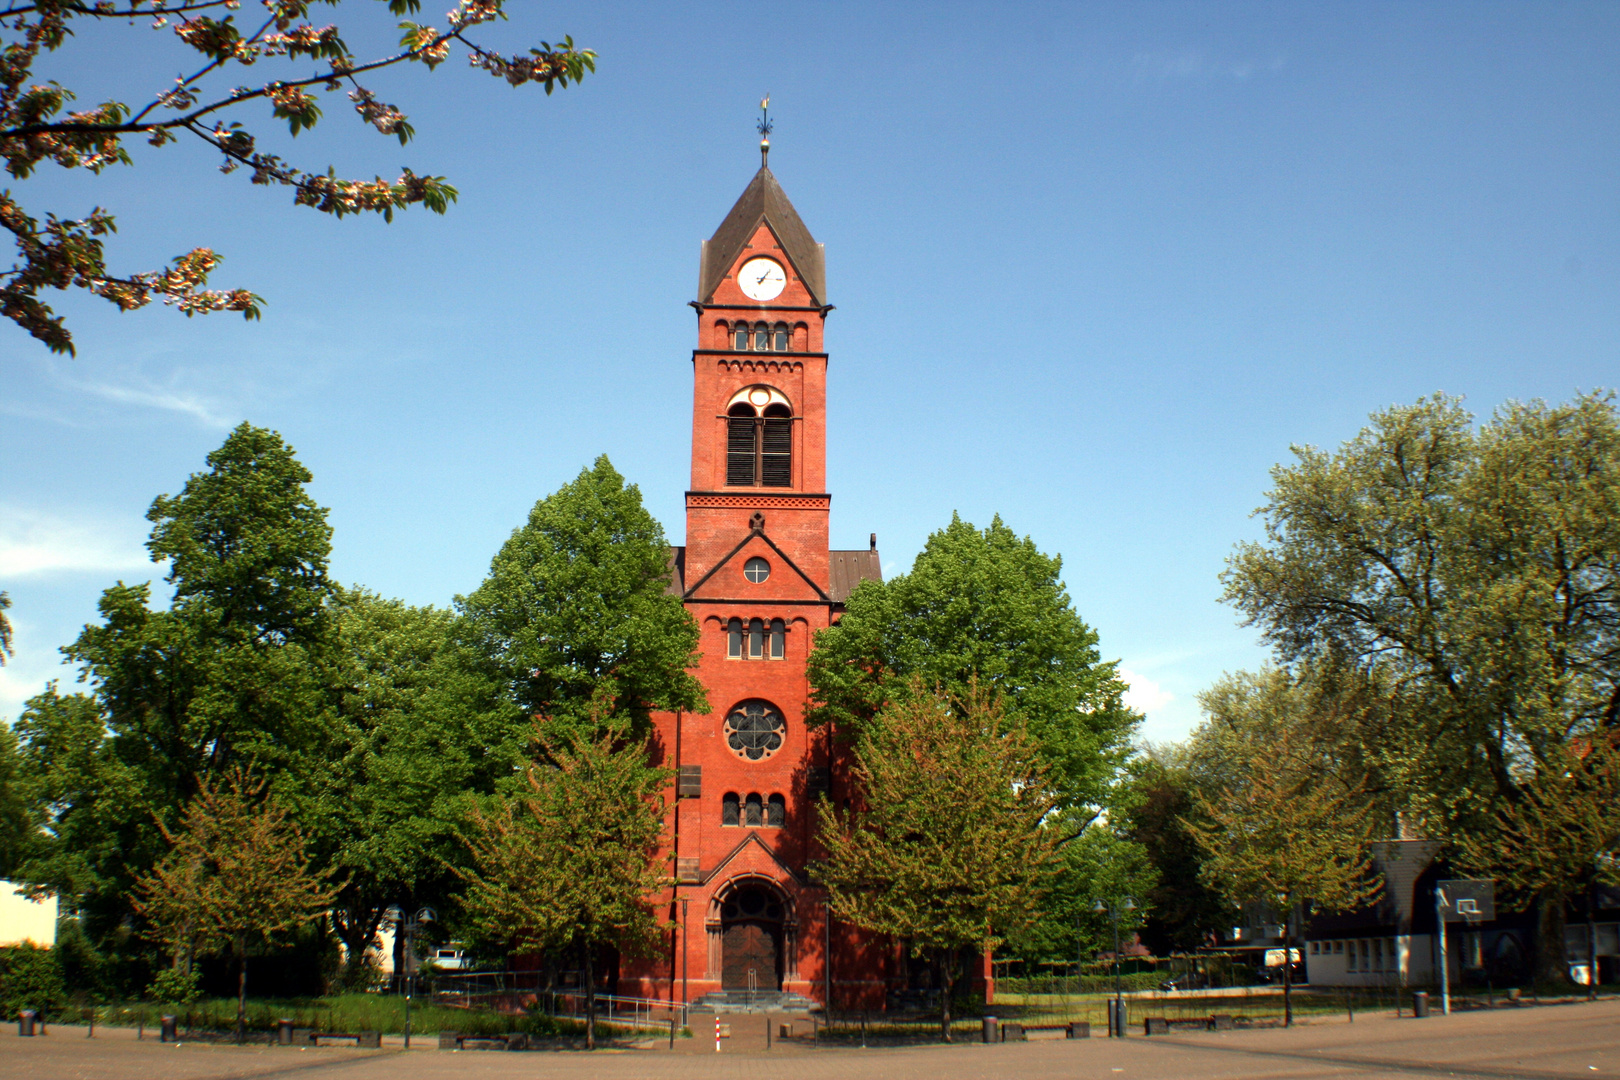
[724,700,785,761]
[744,557,770,583]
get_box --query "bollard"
[715,1015,721,1053]
[982,1016,999,1043]
[1411,991,1430,1018]
[18,1010,36,1037]
[160,1014,178,1042]
[766,1014,771,1050]
[669,1017,676,1050]
[860,1011,867,1048]
[278,1019,294,1046]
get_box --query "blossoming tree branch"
[0,0,594,354]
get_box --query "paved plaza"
[2,998,1616,1080]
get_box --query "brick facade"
[615,165,911,1009]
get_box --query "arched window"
[722,792,740,826]
[769,619,785,659]
[725,387,792,488]
[767,793,785,827]
[724,700,786,761]
[729,321,794,352]
[727,618,743,659]
[748,617,765,659]
[761,403,791,487]
[744,793,763,827]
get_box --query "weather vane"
[757,94,772,166]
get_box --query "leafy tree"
[807,513,1138,813]
[1220,392,1620,981]
[0,723,34,879]
[0,0,594,354]
[306,590,519,986]
[459,456,708,741]
[9,686,137,914]
[460,722,670,1050]
[67,422,338,796]
[1459,738,1620,969]
[1185,672,1380,1025]
[15,424,337,957]
[1003,815,1155,969]
[815,683,1060,1041]
[1120,748,1232,956]
[133,767,335,1042]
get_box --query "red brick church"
[616,160,950,1009]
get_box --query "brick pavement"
[1,996,1615,1079]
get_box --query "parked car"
[429,945,469,971]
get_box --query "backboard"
[1437,878,1495,923]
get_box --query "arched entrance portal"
[719,883,786,991]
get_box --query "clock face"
[738,257,787,301]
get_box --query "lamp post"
[1093,898,1136,1037]
[388,906,435,1050]
[680,897,690,1006]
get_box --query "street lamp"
[386,906,436,1050]
[1093,898,1136,1037]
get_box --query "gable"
[683,530,829,604]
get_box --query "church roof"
[698,166,827,307]
[829,548,882,601]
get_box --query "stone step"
[693,990,820,1014]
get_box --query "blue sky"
[3,2,1617,742]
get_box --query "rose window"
[724,700,785,761]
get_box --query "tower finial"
[757,93,772,167]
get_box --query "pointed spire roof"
[698,166,826,307]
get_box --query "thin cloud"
[0,506,152,578]
[1132,48,1285,82]
[62,378,234,428]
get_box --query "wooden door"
[721,922,780,990]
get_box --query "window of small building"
[722,792,740,826]
[1333,941,1344,953]
[1310,942,1319,955]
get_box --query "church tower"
[623,157,885,1007]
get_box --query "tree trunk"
[334,908,384,989]
[937,950,957,1043]
[235,939,248,1044]
[1534,890,1570,987]
[583,941,596,1051]
[1282,940,1293,1027]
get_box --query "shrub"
[0,944,68,1020]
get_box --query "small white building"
[0,879,57,948]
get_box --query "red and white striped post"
[715,1015,722,1053]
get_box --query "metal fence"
[431,971,687,1032]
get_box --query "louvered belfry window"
[724,398,792,487]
